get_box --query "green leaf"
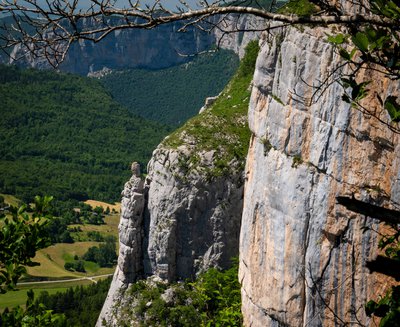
[327,33,347,45]
[339,48,352,60]
[349,48,357,59]
[352,32,370,52]
[385,96,400,122]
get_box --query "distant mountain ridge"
[0,15,264,75]
[1,17,214,75]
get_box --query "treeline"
[31,277,112,327]
[46,203,106,244]
[82,237,117,267]
[64,236,117,272]
[0,64,171,203]
[100,50,239,126]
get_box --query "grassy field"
[85,200,121,213]
[2,196,120,280]
[0,197,119,309]
[25,241,116,278]
[70,213,120,240]
[25,211,120,279]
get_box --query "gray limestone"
[240,25,400,326]
[143,146,244,282]
[97,162,145,326]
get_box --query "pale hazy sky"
[34,0,201,10]
[0,1,207,17]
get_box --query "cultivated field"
[0,197,120,310]
[85,200,121,213]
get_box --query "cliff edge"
[97,41,258,326]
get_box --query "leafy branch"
[0,195,53,293]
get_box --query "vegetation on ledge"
[163,41,259,179]
[112,260,241,327]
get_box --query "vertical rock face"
[143,145,244,282]
[213,15,266,59]
[7,19,214,75]
[98,162,145,325]
[118,162,146,283]
[59,21,214,75]
[98,147,245,326]
[240,26,400,326]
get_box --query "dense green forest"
[99,50,239,126]
[0,65,170,202]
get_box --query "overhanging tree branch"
[0,0,398,67]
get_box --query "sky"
[33,0,202,10]
[0,1,209,17]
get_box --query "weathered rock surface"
[98,162,145,325]
[98,147,245,326]
[213,15,266,59]
[142,145,244,282]
[239,26,400,326]
[98,97,250,325]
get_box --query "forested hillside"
[100,50,239,126]
[0,65,170,202]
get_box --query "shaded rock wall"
[239,26,400,326]
[8,19,213,75]
[98,146,245,326]
[6,15,263,75]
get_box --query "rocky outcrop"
[142,145,244,282]
[98,148,245,327]
[98,162,145,325]
[213,15,266,59]
[239,26,400,326]
[98,60,253,324]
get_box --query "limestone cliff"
[98,162,145,325]
[98,17,400,327]
[213,14,266,59]
[239,26,400,326]
[97,45,257,325]
[5,15,262,75]
[142,145,244,281]
[8,19,213,75]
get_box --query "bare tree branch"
[0,0,398,67]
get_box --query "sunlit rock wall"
[239,26,400,326]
